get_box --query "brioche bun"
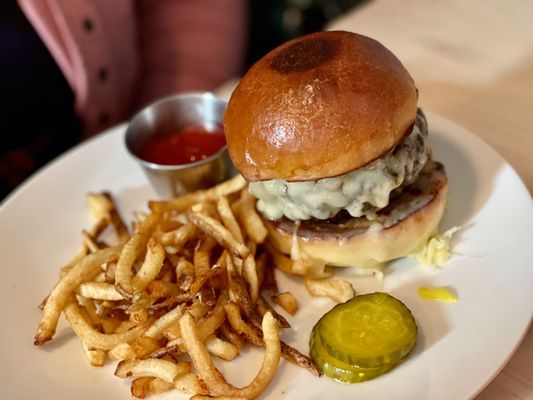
[224,31,418,182]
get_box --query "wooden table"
[328,1,533,398]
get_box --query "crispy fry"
[205,334,239,361]
[131,377,152,399]
[133,211,148,224]
[227,303,317,376]
[76,295,121,334]
[34,246,122,345]
[146,280,182,299]
[230,198,243,223]
[292,257,332,279]
[256,296,290,329]
[159,222,198,247]
[238,189,268,244]
[64,300,149,350]
[81,341,106,367]
[159,263,174,282]
[217,196,244,243]
[280,342,320,376]
[176,257,196,291]
[109,342,136,361]
[149,377,175,395]
[267,243,332,278]
[78,282,123,301]
[191,201,220,220]
[243,255,259,303]
[87,192,114,220]
[173,373,209,395]
[266,243,296,275]
[246,239,257,257]
[197,290,229,341]
[127,295,154,324]
[163,321,182,342]
[158,218,182,233]
[304,277,355,303]
[114,319,140,334]
[148,343,182,359]
[271,292,299,315]
[115,214,158,294]
[115,359,191,383]
[226,256,256,319]
[81,230,102,253]
[149,174,246,213]
[232,255,243,275]
[190,264,225,298]
[132,239,165,294]
[131,336,162,358]
[260,256,278,294]
[188,211,249,259]
[144,305,184,340]
[150,293,191,312]
[242,304,315,375]
[194,236,218,276]
[224,302,262,347]
[87,216,110,238]
[187,300,211,320]
[179,312,280,399]
[253,253,266,291]
[87,192,129,244]
[219,322,245,350]
[195,284,217,308]
[104,261,116,283]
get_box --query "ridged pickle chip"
[312,292,417,372]
[310,326,401,383]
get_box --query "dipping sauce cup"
[125,92,232,198]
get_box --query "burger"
[223,31,448,270]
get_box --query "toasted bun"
[263,161,448,268]
[224,31,418,182]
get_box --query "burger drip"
[249,110,429,222]
[289,221,328,277]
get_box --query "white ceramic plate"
[1,112,532,400]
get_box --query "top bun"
[224,31,418,182]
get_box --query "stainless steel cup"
[125,92,233,198]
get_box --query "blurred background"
[244,0,365,69]
[0,0,365,201]
[2,0,532,202]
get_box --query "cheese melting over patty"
[249,114,429,221]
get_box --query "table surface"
[327,1,533,398]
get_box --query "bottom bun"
[263,161,448,269]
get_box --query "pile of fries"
[34,175,355,399]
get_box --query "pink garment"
[18,0,247,136]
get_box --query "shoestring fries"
[34,179,318,399]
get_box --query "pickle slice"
[318,292,417,368]
[310,326,398,383]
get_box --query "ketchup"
[140,125,226,165]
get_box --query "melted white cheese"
[249,123,429,221]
